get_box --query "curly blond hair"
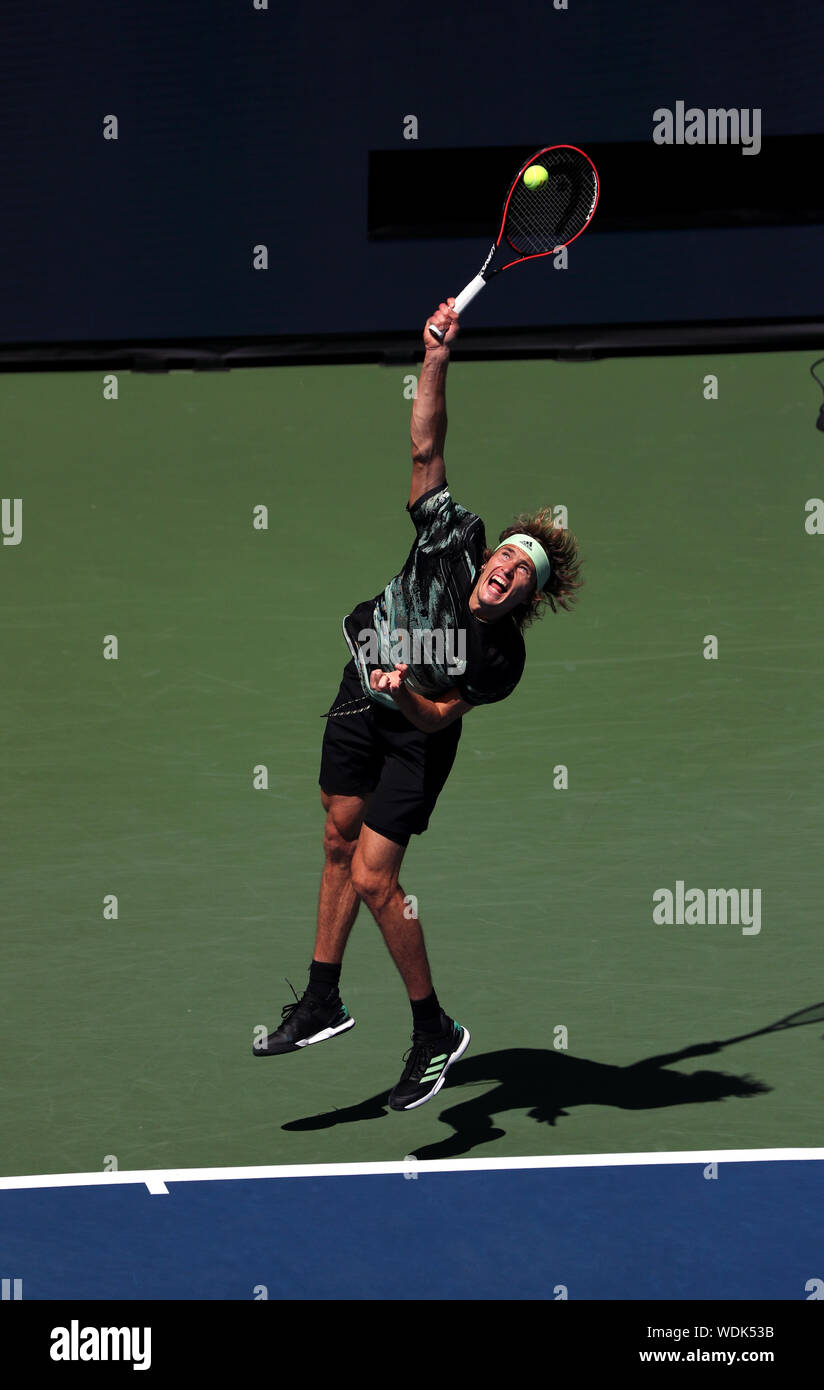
[482,506,583,631]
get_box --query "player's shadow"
[281,1038,771,1158]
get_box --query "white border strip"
[1,1148,823,1194]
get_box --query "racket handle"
[427,274,487,342]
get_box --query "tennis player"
[254,299,582,1110]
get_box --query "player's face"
[472,545,536,617]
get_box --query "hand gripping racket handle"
[427,274,487,342]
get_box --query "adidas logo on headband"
[493,533,551,591]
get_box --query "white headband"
[492,534,551,591]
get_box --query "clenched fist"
[370,662,409,697]
[425,299,459,349]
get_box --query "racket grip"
[428,274,487,342]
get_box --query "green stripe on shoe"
[421,1059,448,1081]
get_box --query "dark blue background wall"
[2,0,822,344]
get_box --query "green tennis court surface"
[2,351,822,1177]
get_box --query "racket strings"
[505,150,597,256]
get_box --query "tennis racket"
[428,143,599,343]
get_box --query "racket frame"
[429,143,599,341]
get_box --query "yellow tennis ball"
[523,165,548,190]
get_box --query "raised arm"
[409,299,459,509]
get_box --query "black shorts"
[318,659,463,848]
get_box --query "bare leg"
[312,791,368,964]
[349,825,434,1000]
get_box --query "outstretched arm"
[409,299,459,509]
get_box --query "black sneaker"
[253,982,355,1056]
[388,1012,470,1111]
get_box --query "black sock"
[307,959,341,999]
[411,990,444,1034]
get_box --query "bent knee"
[350,860,396,909]
[323,818,358,864]
[321,793,364,862]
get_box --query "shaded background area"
[1,0,823,344]
[1,352,821,1175]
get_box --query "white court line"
[0,1148,823,1194]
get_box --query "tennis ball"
[523,165,548,190]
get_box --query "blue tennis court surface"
[2,1154,822,1300]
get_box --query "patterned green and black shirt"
[343,483,526,710]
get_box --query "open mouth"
[487,573,509,595]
